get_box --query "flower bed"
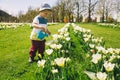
[0,23,30,30]
[98,23,120,28]
[72,23,120,80]
[35,23,74,80]
[34,23,120,80]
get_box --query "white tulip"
[50,44,57,49]
[96,72,107,80]
[114,48,120,54]
[64,33,69,37]
[45,49,53,55]
[96,46,105,52]
[103,61,115,72]
[117,56,120,59]
[87,29,91,33]
[66,37,70,41]
[109,55,116,62]
[37,60,46,68]
[56,44,62,49]
[89,44,95,48]
[84,38,89,42]
[91,53,102,64]
[54,57,66,67]
[102,49,108,54]
[107,48,114,54]
[52,69,58,74]
[65,57,71,62]
[50,44,62,49]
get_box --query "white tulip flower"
[103,61,115,72]
[115,48,120,54]
[109,55,116,62]
[65,37,70,41]
[37,60,46,68]
[64,33,69,37]
[96,72,107,80]
[54,57,66,67]
[102,49,108,54]
[87,29,91,33]
[96,46,105,52]
[56,44,62,49]
[65,57,71,62]
[45,49,53,55]
[50,44,62,50]
[84,38,89,42]
[50,44,57,49]
[91,53,102,64]
[117,56,120,59]
[107,48,114,54]
[52,69,58,74]
[89,44,95,48]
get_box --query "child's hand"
[41,27,46,32]
[47,31,51,35]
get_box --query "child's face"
[40,10,51,18]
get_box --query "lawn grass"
[0,23,65,80]
[77,23,120,48]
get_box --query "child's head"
[39,3,52,17]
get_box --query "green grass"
[77,23,120,48]
[0,23,65,80]
[0,23,120,80]
[69,26,90,80]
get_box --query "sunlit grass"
[0,23,65,80]
[77,23,120,48]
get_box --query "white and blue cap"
[39,3,52,12]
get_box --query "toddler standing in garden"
[29,3,52,62]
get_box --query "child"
[29,3,52,62]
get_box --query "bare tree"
[56,0,65,22]
[116,0,120,12]
[64,0,74,22]
[82,0,98,22]
[116,0,120,22]
[74,0,98,22]
[53,0,75,22]
[75,1,80,22]
[50,6,60,22]
[73,0,85,22]
[96,0,116,22]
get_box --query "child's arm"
[32,23,45,32]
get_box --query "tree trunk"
[88,0,92,22]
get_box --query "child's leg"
[38,40,46,60]
[29,40,38,61]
